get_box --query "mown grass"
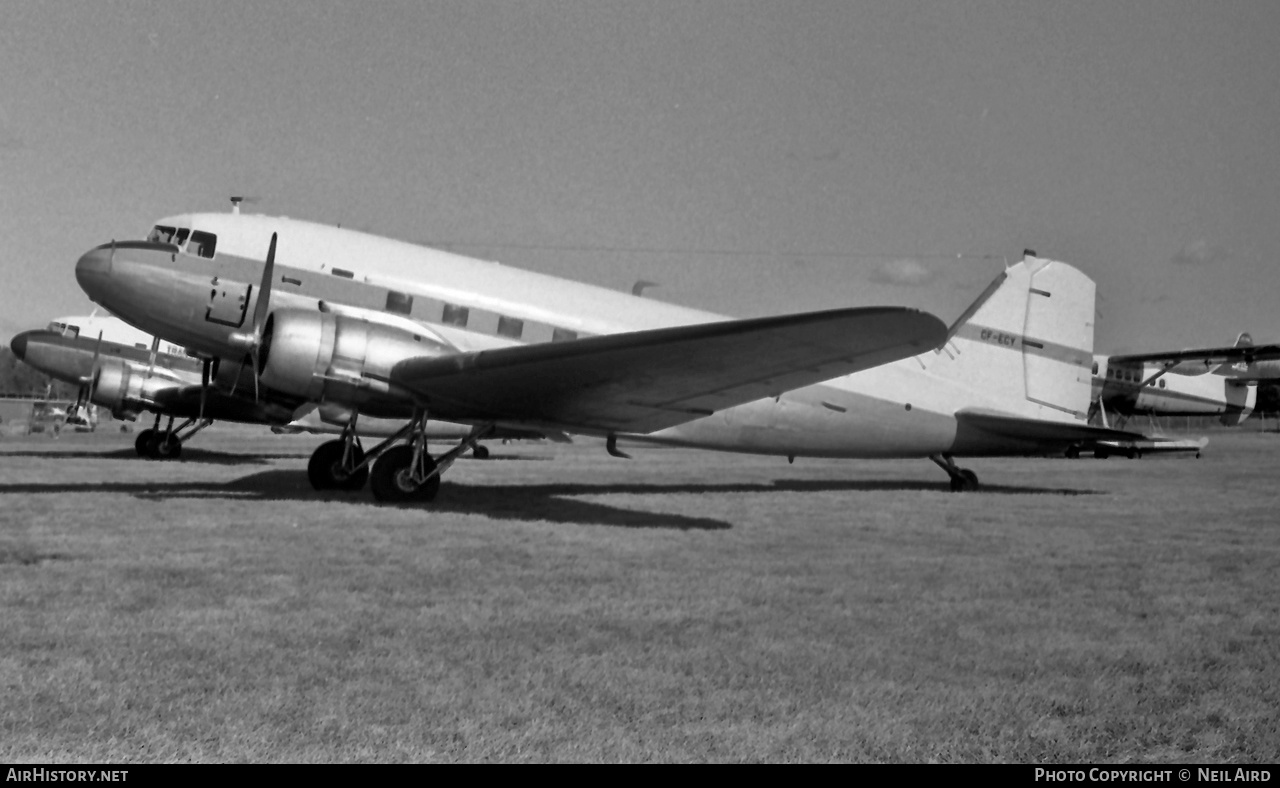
[1,427,1278,762]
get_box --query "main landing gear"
[931,453,980,492]
[134,414,215,460]
[305,408,493,504]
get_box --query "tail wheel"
[370,445,441,503]
[949,468,980,492]
[307,439,369,491]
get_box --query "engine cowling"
[257,308,453,410]
[91,362,168,418]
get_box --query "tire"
[370,445,441,503]
[154,437,182,459]
[135,429,155,457]
[949,468,980,492]
[307,440,369,491]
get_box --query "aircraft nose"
[9,331,30,360]
[75,245,115,289]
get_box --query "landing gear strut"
[368,411,492,504]
[931,453,980,492]
[302,407,493,502]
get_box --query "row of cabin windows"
[383,289,579,343]
[1103,365,1167,388]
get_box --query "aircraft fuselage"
[1091,355,1255,425]
[75,213,1094,460]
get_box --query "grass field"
[2,425,1278,762]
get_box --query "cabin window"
[442,303,469,327]
[497,316,524,339]
[386,291,413,316]
[332,268,355,279]
[189,230,217,258]
[1092,361,1099,374]
[1159,379,1166,388]
[552,328,578,342]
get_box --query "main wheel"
[307,440,369,491]
[370,445,441,503]
[153,436,182,459]
[135,429,155,457]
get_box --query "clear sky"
[2,0,1277,353]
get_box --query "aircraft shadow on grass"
[0,448,553,466]
[0,448,292,465]
[0,469,1100,531]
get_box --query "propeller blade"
[146,335,160,379]
[226,233,278,404]
[228,354,246,398]
[85,331,104,405]
[252,232,277,337]
[248,232,278,404]
[199,357,212,421]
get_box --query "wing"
[1109,343,1280,372]
[387,307,947,434]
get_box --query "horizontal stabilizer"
[389,307,948,434]
[1095,436,1208,455]
[955,408,1147,445]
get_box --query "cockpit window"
[175,228,191,246]
[46,321,80,338]
[189,230,217,258]
[148,225,178,244]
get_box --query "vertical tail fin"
[926,251,1096,420]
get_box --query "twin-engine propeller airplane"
[73,208,1143,500]
[9,314,521,463]
[1090,331,1278,429]
[9,313,295,457]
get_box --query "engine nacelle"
[91,361,168,418]
[257,308,453,410]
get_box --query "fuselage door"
[206,278,251,327]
